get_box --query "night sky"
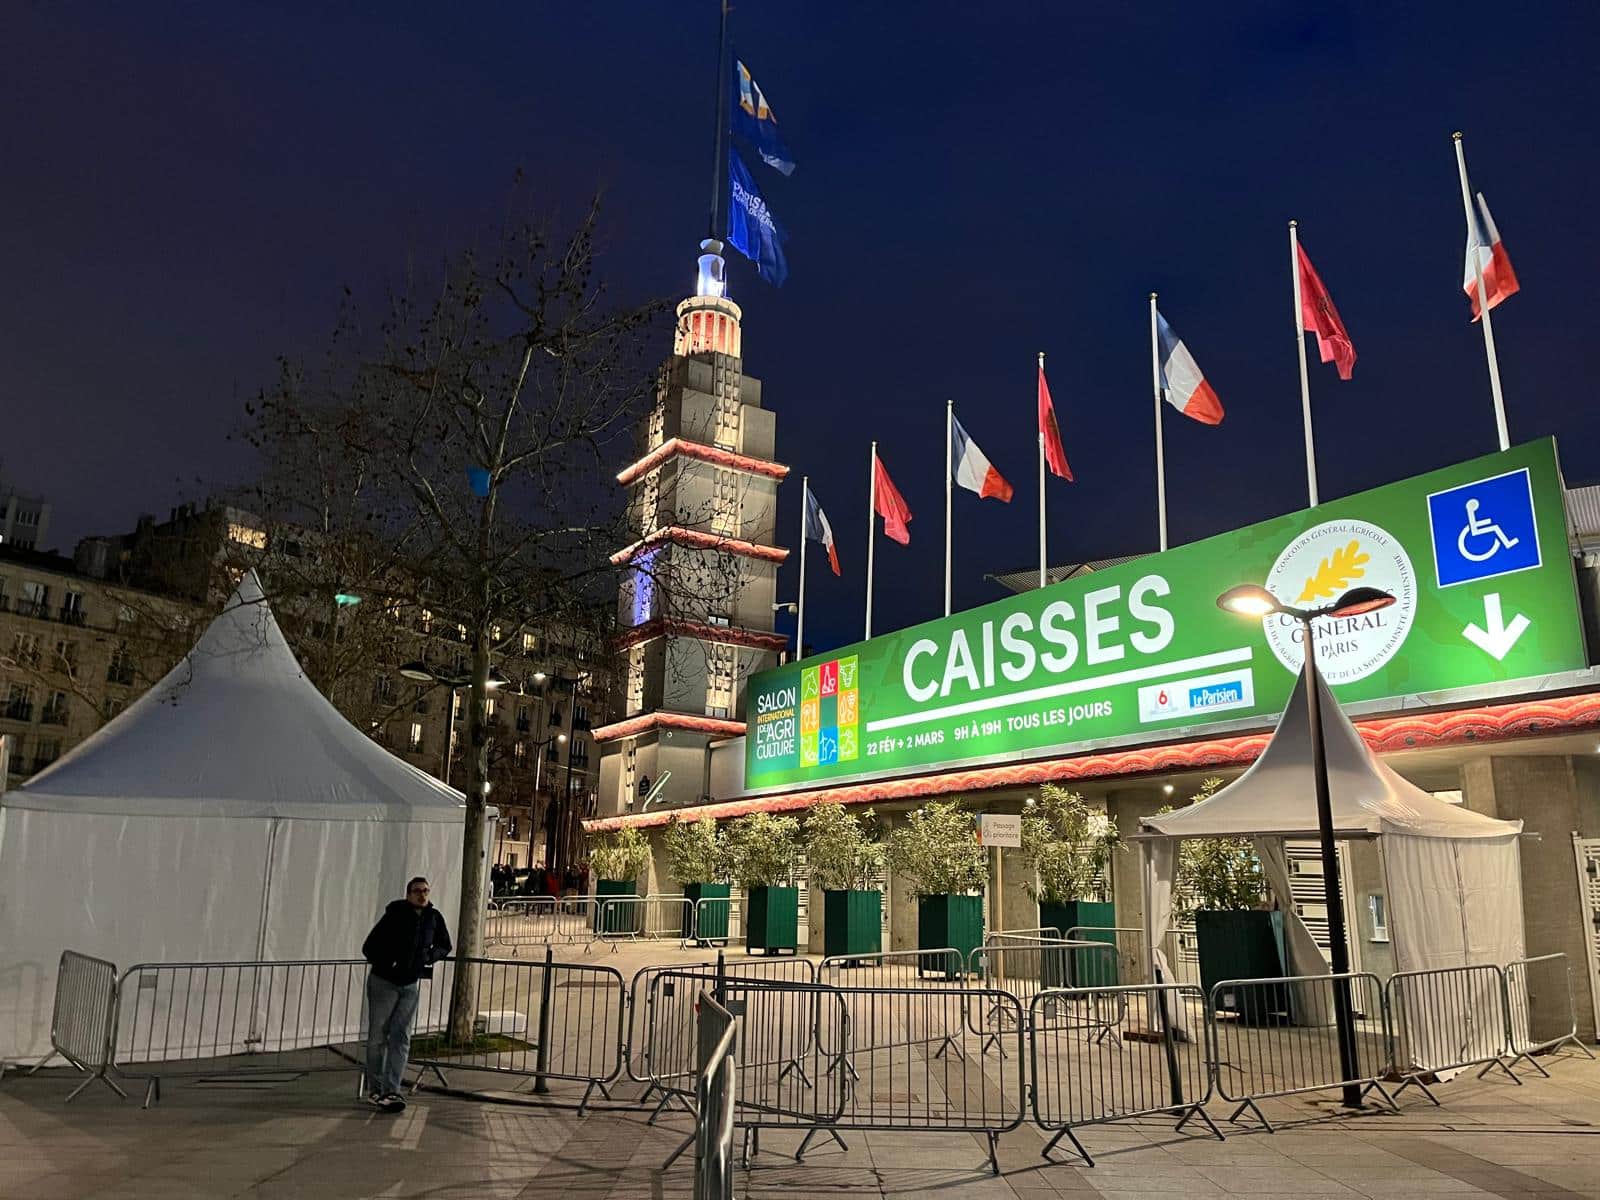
[5,3,1598,656]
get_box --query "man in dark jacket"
[361,876,452,1111]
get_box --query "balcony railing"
[12,600,49,620]
[40,705,69,727]
[57,607,87,626]
[3,701,34,722]
[106,664,136,686]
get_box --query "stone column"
[1461,754,1600,1042]
[1104,786,1169,944]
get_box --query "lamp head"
[1327,586,1395,618]
[398,661,435,683]
[1216,584,1280,618]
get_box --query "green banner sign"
[746,439,1588,793]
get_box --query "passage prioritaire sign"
[745,439,1588,794]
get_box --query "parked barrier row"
[14,944,1593,1173]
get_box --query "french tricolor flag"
[1463,191,1519,321]
[950,413,1014,502]
[804,486,841,575]
[1155,310,1225,425]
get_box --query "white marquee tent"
[1139,663,1525,1065]
[0,573,467,1062]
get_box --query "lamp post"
[1216,582,1395,1110]
[529,729,566,868]
[398,661,507,788]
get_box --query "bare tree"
[249,191,730,1035]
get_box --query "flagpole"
[1149,293,1168,552]
[707,0,731,237]
[796,475,809,660]
[1037,353,1047,590]
[1289,220,1320,508]
[866,442,878,640]
[1453,132,1511,452]
[945,401,954,617]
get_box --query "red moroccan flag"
[1038,360,1074,480]
[872,454,913,545]
[1296,243,1356,381]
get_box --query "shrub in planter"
[804,802,886,960]
[664,815,732,942]
[887,801,988,977]
[1020,785,1121,986]
[1170,779,1286,1020]
[589,829,649,934]
[727,813,802,954]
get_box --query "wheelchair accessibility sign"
[1427,468,1541,588]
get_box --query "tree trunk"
[449,611,494,1041]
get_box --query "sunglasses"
[408,886,430,895]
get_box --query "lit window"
[705,643,735,719]
[227,523,267,549]
[408,722,424,751]
[522,632,537,653]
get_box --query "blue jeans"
[365,974,420,1096]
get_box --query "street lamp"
[397,661,507,786]
[1217,581,1395,1109]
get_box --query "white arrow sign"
[1463,593,1531,661]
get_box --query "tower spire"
[708,0,731,241]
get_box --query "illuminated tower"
[593,241,789,815]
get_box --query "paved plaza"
[5,940,1600,1199]
[4,1043,1600,1199]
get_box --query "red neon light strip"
[584,691,1600,831]
[616,438,790,486]
[610,527,789,566]
[590,710,748,744]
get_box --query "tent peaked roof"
[7,571,464,821]
[1142,662,1520,841]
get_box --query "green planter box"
[823,889,882,960]
[1196,909,1289,1024]
[1039,899,1116,988]
[594,879,638,934]
[745,886,799,955]
[918,894,983,979]
[684,882,732,943]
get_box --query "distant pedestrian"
[361,876,452,1112]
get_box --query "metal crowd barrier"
[1029,982,1219,1166]
[818,949,965,1057]
[816,983,1026,1175]
[114,959,370,1107]
[1211,971,1394,1129]
[10,950,126,1102]
[630,952,818,1114]
[969,937,1123,1052]
[598,895,694,948]
[409,949,627,1113]
[1386,962,1512,1102]
[488,897,606,953]
[1502,953,1596,1077]
[684,895,742,947]
[1066,926,1147,985]
[690,992,737,1199]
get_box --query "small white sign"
[977,813,1021,848]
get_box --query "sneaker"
[365,1091,386,1108]
[379,1092,407,1114]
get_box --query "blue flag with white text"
[731,59,796,175]
[727,148,789,287]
